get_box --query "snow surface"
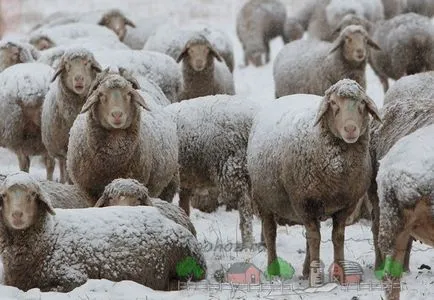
[0,0,432,299]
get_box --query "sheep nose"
[344,124,357,134]
[74,75,84,82]
[12,211,23,219]
[111,111,123,119]
[356,49,365,56]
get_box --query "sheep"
[144,23,234,73]
[274,25,381,98]
[283,17,304,45]
[28,34,55,50]
[176,35,235,101]
[308,0,384,41]
[403,0,434,17]
[368,13,434,93]
[247,79,382,278]
[0,62,55,180]
[41,48,102,183]
[164,95,260,249]
[236,0,288,67]
[368,71,434,271]
[122,16,167,50]
[381,0,405,19]
[0,172,91,208]
[94,178,196,236]
[95,9,136,41]
[0,173,206,292]
[377,125,434,300]
[0,40,38,72]
[67,69,179,204]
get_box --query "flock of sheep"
[0,0,433,299]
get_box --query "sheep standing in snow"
[0,172,206,292]
[41,48,102,183]
[369,13,434,93]
[236,0,288,67]
[164,95,260,248]
[95,178,196,236]
[96,9,136,41]
[0,63,55,179]
[0,41,38,72]
[274,25,380,98]
[377,125,434,300]
[247,79,382,277]
[177,36,235,100]
[67,69,179,203]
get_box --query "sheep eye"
[0,193,5,200]
[330,100,337,106]
[334,107,340,116]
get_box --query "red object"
[226,263,261,284]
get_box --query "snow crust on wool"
[0,171,41,190]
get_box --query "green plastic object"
[375,255,404,280]
[265,257,295,280]
[176,256,205,280]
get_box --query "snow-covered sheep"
[41,48,102,183]
[164,95,260,248]
[67,69,179,203]
[369,13,434,93]
[122,16,167,50]
[176,35,235,100]
[0,63,55,179]
[29,34,55,50]
[94,178,196,236]
[0,40,38,72]
[0,173,206,292]
[0,172,90,208]
[95,9,136,41]
[377,125,434,300]
[404,0,434,17]
[308,0,384,41]
[274,25,380,98]
[236,0,288,67]
[144,23,234,73]
[247,79,382,277]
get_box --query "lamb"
[247,79,382,278]
[176,35,235,100]
[0,40,38,72]
[274,25,380,98]
[236,0,288,67]
[368,13,434,93]
[164,95,260,248]
[144,23,234,73]
[41,48,102,183]
[94,178,196,236]
[0,172,91,208]
[377,125,434,300]
[0,172,206,292]
[307,0,384,41]
[67,69,179,203]
[0,62,55,180]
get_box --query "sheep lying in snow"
[95,178,196,236]
[0,173,206,292]
[377,125,434,300]
[67,69,179,203]
[164,95,260,248]
[0,63,55,179]
[369,13,434,93]
[236,0,289,67]
[41,48,102,184]
[247,79,382,278]
[274,25,380,98]
[176,36,235,100]
[0,40,38,72]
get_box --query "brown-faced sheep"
[0,41,38,72]
[97,9,136,41]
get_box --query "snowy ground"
[0,0,433,299]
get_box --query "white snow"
[0,0,432,299]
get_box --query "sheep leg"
[262,212,278,273]
[179,188,192,216]
[305,219,321,275]
[237,192,254,250]
[403,238,413,272]
[44,154,55,181]
[158,173,180,203]
[332,211,347,264]
[59,158,68,184]
[369,181,384,269]
[302,239,311,279]
[265,42,270,63]
[17,151,30,172]
[380,76,389,93]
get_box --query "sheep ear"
[313,97,330,126]
[98,15,108,26]
[91,58,102,73]
[364,96,382,123]
[367,37,381,51]
[94,196,107,207]
[119,67,141,89]
[124,17,136,28]
[37,191,56,215]
[81,93,100,113]
[131,90,150,111]
[329,38,344,54]
[176,46,189,63]
[51,58,65,82]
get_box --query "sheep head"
[51,48,102,96]
[314,79,382,144]
[98,9,136,41]
[81,68,150,130]
[0,41,35,72]
[0,172,55,231]
[29,35,55,50]
[329,25,380,64]
[95,178,152,207]
[176,35,223,71]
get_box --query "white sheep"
[0,63,55,179]
[41,48,102,183]
[377,124,434,300]
[0,40,38,72]
[368,13,434,93]
[176,35,235,100]
[404,0,434,17]
[122,16,167,50]
[274,25,380,98]
[0,172,206,292]
[67,69,179,203]
[247,79,382,278]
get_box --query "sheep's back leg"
[262,212,278,272]
[16,151,30,172]
[332,211,348,264]
[43,154,55,181]
[179,188,192,216]
[305,219,321,275]
[58,158,68,183]
[302,239,311,279]
[237,192,254,249]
